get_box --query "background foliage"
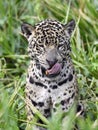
[0,0,98,130]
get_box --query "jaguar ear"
[64,20,75,36]
[21,22,35,39]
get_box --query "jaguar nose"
[46,59,57,67]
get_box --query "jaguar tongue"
[45,63,62,76]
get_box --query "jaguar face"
[21,19,75,77]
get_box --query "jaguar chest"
[26,62,77,106]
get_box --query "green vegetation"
[0,0,98,130]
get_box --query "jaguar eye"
[36,45,45,53]
[58,44,63,48]
[58,44,64,51]
[39,44,44,48]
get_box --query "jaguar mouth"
[45,63,62,77]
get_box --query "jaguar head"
[21,19,75,77]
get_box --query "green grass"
[0,0,98,130]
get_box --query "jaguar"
[21,19,82,130]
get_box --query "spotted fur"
[21,19,79,130]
